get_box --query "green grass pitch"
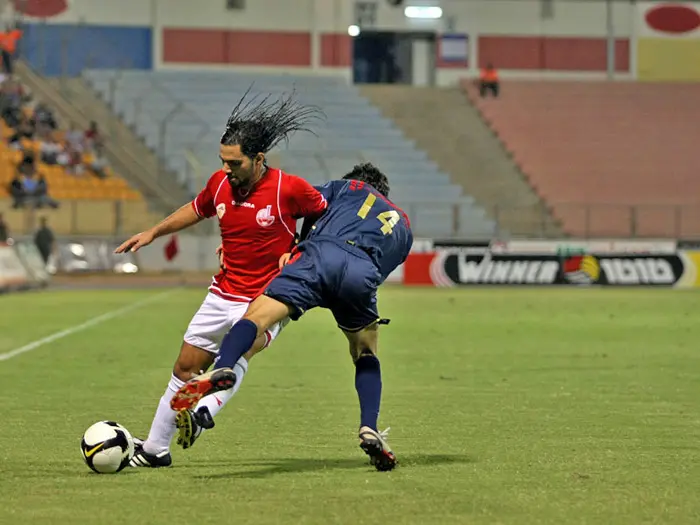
[1,286,700,524]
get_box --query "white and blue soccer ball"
[80,421,135,474]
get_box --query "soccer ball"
[80,421,135,473]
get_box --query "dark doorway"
[352,31,435,85]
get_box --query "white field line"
[0,289,177,362]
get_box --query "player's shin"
[143,374,184,454]
[355,355,382,431]
[214,319,259,370]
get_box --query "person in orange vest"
[0,25,23,75]
[479,62,499,98]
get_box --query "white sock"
[194,357,248,419]
[143,374,184,455]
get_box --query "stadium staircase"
[0,63,181,236]
[462,80,700,238]
[84,70,498,239]
[359,85,562,238]
[15,61,188,212]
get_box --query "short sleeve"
[313,181,344,204]
[191,176,218,218]
[287,175,328,219]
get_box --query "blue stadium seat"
[85,69,496,238]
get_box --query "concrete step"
[359,85,562,237]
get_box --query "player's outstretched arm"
[115,202,202,253]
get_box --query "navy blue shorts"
[264,240,382,331]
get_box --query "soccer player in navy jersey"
[171,162,413,471]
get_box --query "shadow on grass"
[189,453,474,479]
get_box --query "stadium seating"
[0,123,141,202]
[0,124,159,236]
[84,70,497,238]
[463,80,700,238]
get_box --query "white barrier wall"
[15,0,641,83]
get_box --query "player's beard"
[228,165,265,191]
[227,168,252,189]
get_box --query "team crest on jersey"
[256,205,275,227]
[216,203,226,219]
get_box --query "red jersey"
[192,168,327,301]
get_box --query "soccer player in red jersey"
[114,90,327,468]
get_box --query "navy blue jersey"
[305,179,413,280]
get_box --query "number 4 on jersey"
[357,193,401,235]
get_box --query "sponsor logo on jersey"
[234,201,255,209]
[216,203,226,219]
[256,205,275,227]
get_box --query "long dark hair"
[220,85,325,158]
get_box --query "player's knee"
[349,342,377,362]
[243,333,268,362]
[172,344,213,381]
[172,359,200,381]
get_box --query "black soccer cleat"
[175,406,215,450]
[129,439,172,468]
[359,426,397,472]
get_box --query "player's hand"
[114,230,155,254]
[216,244,227,270]
[278,252,292,269]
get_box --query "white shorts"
[183,292,288,354]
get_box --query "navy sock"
[215,319,258,370]
[354,355,382,430]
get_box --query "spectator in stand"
[479,63,500,98]
[9,171,25,208]
[34,173,58,209]
[0,77,24,128]
[8,113,35,148]
[18,151,37,205]
[34,217,55,266]
[87,146,108,179]
[83,120,109,178]
[58,141,84,175]
[65,122,84,151]
[0,212,8,242]
[38,129,62,165]
[84,121,103,150]
[33,101,57,133]
[0,25,23,75]
[12,152,58,209]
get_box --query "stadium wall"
[14,0,644,84]
[0,242,49,292]
[20,24,152,77]
[4,236,700,289]
[14,1,700,83]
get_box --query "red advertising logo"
[13,0,68,18]
[645,3,700,34]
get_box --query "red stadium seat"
[462,80,700,238]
